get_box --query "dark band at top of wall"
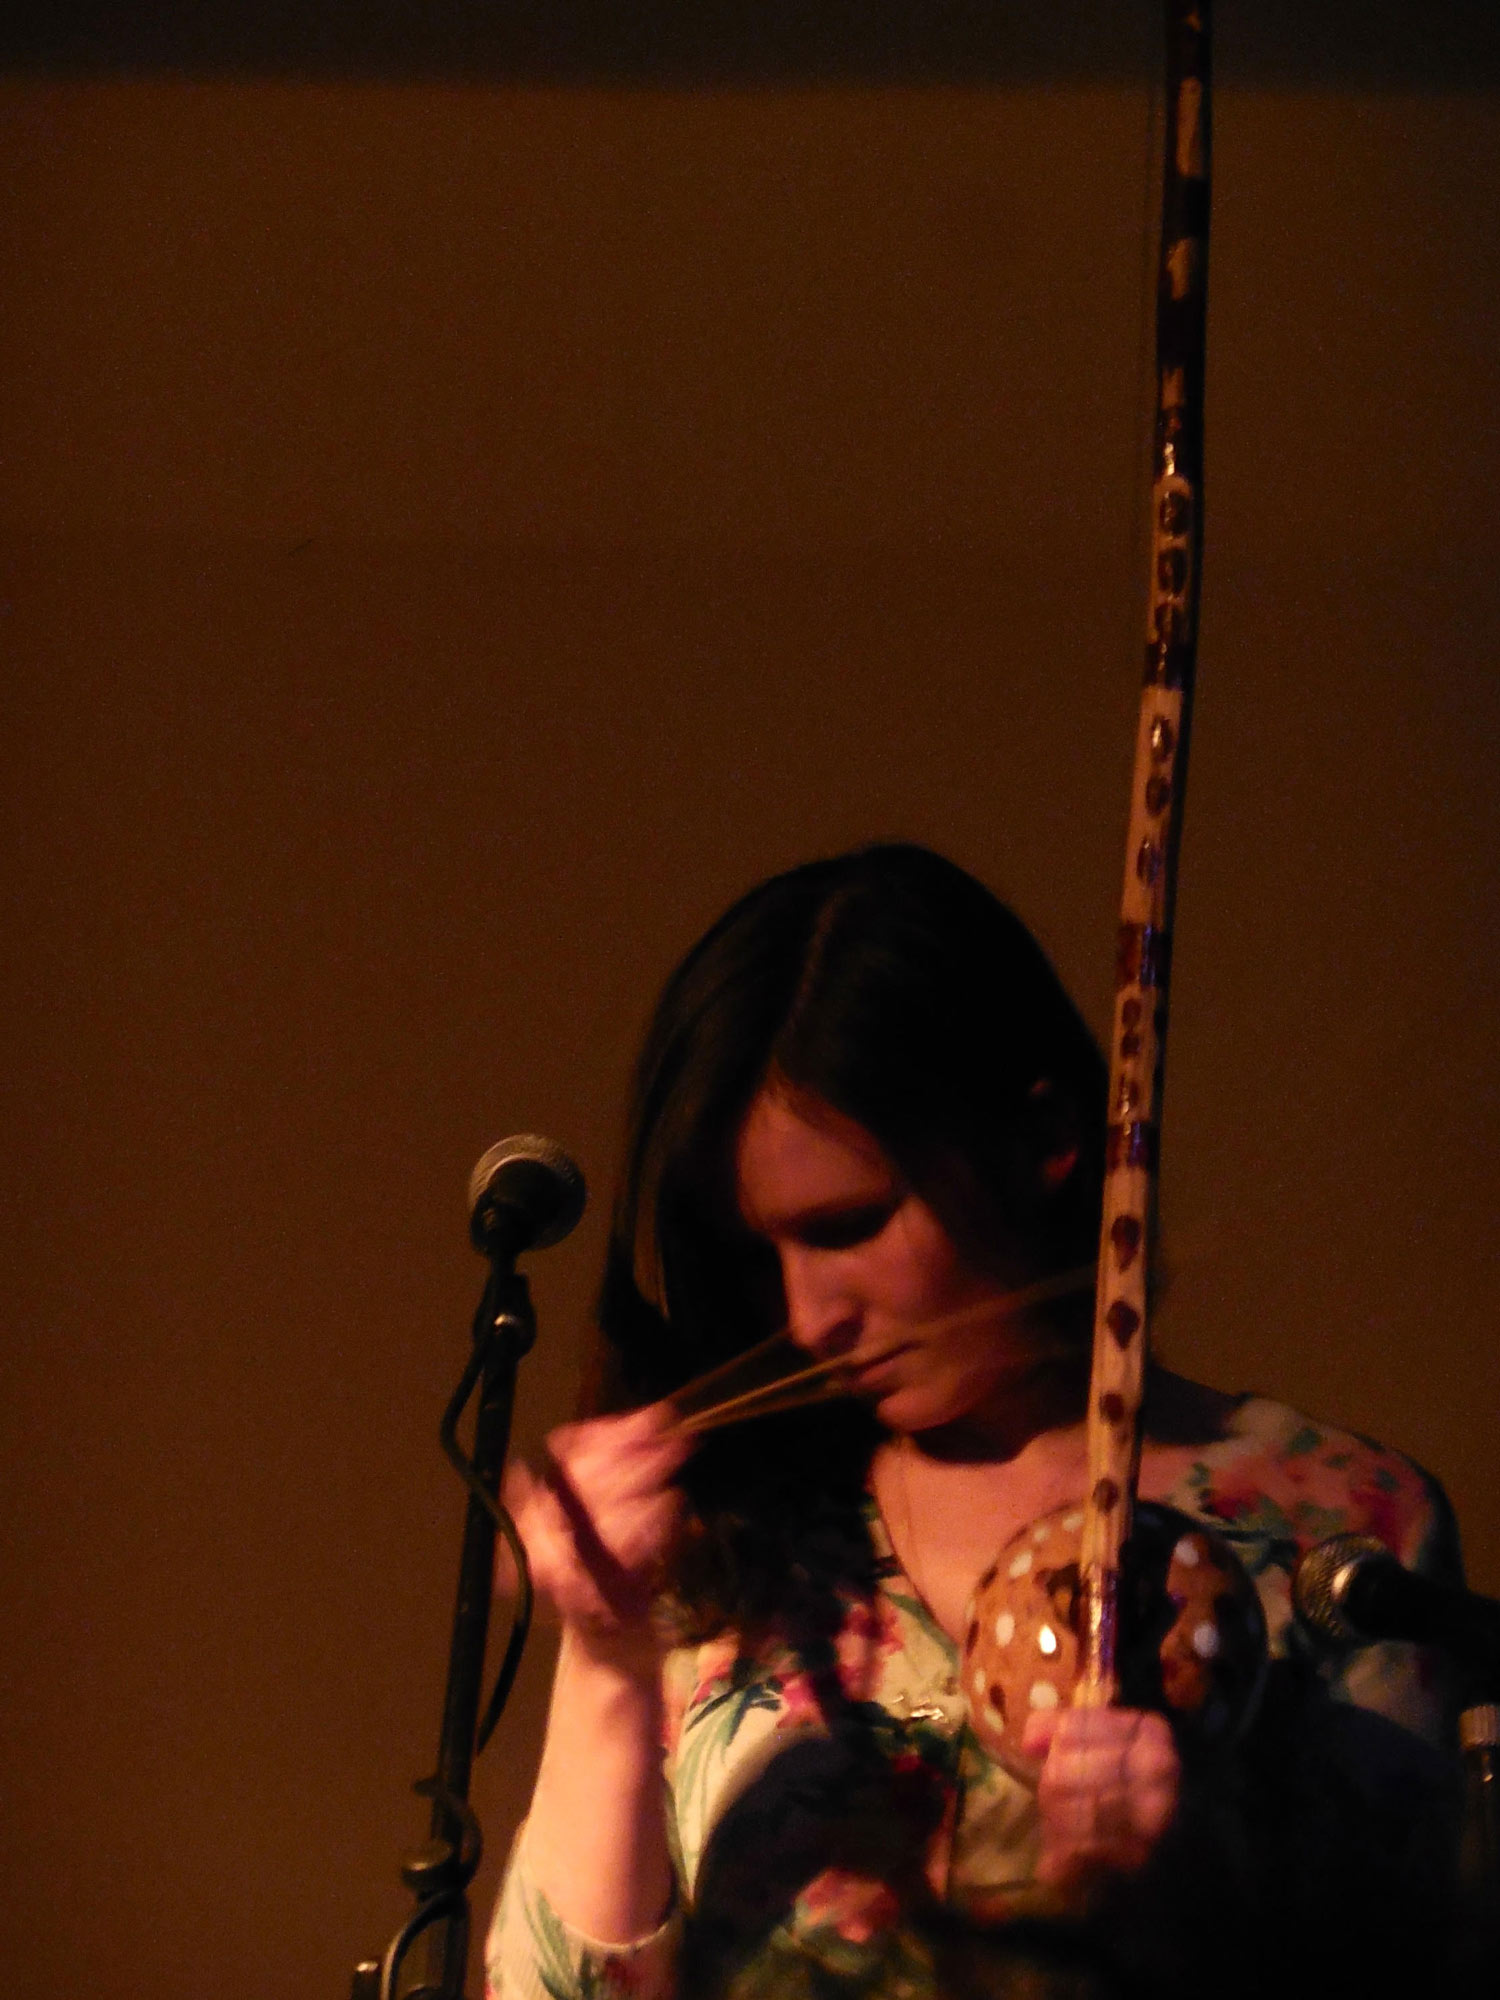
[2,1,1498,89]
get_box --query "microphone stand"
[351,1247,539,2000]
[1457,1698,1500,1994]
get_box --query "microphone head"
[468,1135,586,1257]
[1292,1533,1390,1646]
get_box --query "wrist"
[556,1621,666,1710]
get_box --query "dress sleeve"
[484,1819,683,2000]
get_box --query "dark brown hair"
[590,843,1107,1631]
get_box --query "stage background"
[3,7,1498,1995]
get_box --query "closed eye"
[793,1201,898,1251]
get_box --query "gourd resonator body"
[960,1500,1266,1780]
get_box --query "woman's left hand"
[1022,1705,1180,1888]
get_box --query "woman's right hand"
[503,1402,691,1654]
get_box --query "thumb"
[502,1455,539,1518]
[495,1457,541,1597]
[1020,1707,1064,1761]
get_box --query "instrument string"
[666,1263,1096,1436]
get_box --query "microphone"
[1293,1533,1500,1667]
[468,1135,586,1262]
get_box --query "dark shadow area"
[1,0,1498,87]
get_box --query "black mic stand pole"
[352,1242,539,2000]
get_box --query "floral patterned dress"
[485,1396,1460,2000]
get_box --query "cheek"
[926,1294,1036,1395]
[885,1205,970,1304]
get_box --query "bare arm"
[505,1404,689,1944]
[523,1629,676,1942]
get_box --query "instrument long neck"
[1076,0,1214,1707]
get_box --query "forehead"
[734,1087,897,1231]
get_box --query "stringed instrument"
[956,0,1266,1777]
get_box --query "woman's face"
[733,1086,1058,1439]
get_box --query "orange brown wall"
[3,19,1498,1996]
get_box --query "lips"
[844,1346,914,1394]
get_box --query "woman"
[486,845,1459,2000]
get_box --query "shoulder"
[1178,1393,1459,1578]
[1167,1396,1462,1747]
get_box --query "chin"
[875,1383,966,1435]
[876,1362,1026,1440]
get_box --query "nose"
[779,1246,860,1359]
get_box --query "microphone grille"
[468,1134,587,1251]
[1292,1533,1389,1646]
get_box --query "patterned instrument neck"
[1075,0,1213,1707]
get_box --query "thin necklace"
[893,1435,932,1612]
